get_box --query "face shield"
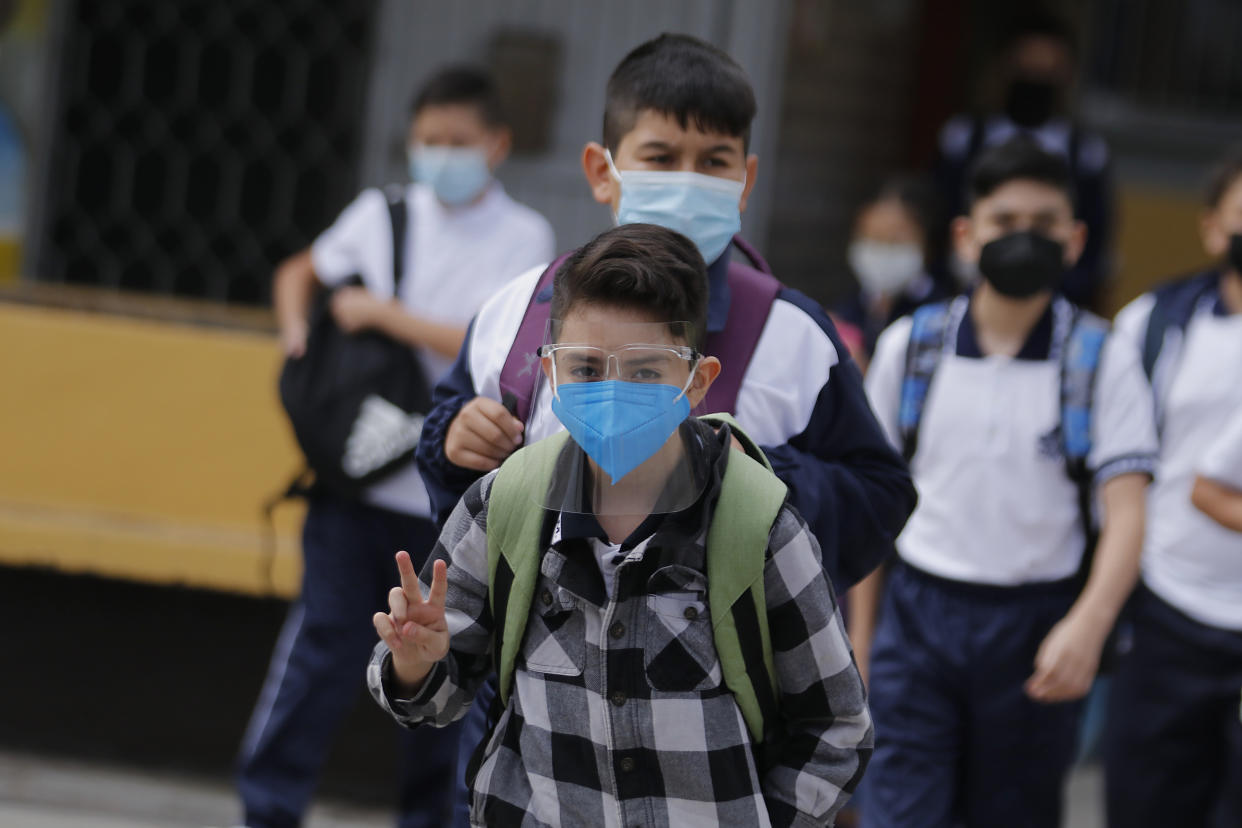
[534,319,710,516]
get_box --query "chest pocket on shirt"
[644,565,722,692]
[522,582,585,677]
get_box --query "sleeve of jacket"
[417,318,488,525]
[757,291,916,591]
[368,472,498,728]
[761,506,873,827]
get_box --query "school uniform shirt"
[1200,411,1242,490]
[414,246,917,591]
[1115,284,1242,630]
[310,181,555,517]
[865,295,1158,585]
[369,424,872,828]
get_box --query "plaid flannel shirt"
[368,427,872,827]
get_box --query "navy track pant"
[863,562,1082,828]
[1104,583,1242,828]
[236,493,459,828]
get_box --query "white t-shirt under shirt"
[866,296,1158,586]
[1115,291,1242,630]
[310,181,555,517]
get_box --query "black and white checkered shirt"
[368,430,872,827]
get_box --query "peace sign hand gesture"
[373,551,450,692]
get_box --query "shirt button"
[610,690,627,707]
[619,757,635,773]
[683,605,699,621]
[541,590,553,607]
[609,621,625,639]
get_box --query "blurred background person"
[237,64,554,828]
[832,176,947,364]
[1105,146,1242,828]
[931,10,1113,312]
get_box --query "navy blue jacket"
[416,248,916,590]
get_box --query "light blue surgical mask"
[551,379,693,483]
[407,144,492,206]
[606,150,745,265]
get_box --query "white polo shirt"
[311,181,555,516]
[1200,412,1242,490]
[1115,289,1242,630]
[866,296,1158,585]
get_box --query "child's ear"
[738,154,759,213]
[951,215,978,265]
[540,354,554,383]
[581,142,618,207]
[686,356,721,408]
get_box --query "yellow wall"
[1109,183,1213,313]
[0,302,306,597]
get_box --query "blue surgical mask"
[606,150,744,265]
[552,379,692,483]
[407,144,492,206]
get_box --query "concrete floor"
[0,749,1107,828]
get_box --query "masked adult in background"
[931,11,1113,313]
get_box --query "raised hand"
[373,551,450,691]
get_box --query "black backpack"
[278,188,432,499]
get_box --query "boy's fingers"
[373,612,402,650]
[395,550,420,600]
[388,586,409,619]
[428,559,448,610]
[471,397,525,444]
[449,447,503,473]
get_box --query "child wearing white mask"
[834,177,948,360]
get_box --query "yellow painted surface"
[0,303,306,596]
[1109,184,1213,313]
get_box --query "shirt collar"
[706,247,732,333]
[956,290,1057,360]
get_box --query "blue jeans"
[236,493,459,828]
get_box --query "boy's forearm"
[1068,473,1147,631]
[1191,476,1242,532]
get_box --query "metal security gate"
[29,0,377,304]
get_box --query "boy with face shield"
[855,138,1156,828]
[368,223,872,828]
[1104,147,1242,827]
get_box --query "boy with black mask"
[1105,146,1242,828]
[932,11,1113,311]
[855,137,1156,827]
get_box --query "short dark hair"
[860,175,936,235]
[1002,11,1078,60]
[965,136,1075,211]
[603,33,756,153]
[410,65,505,127]
[551,224,708,349]
[1204,145,1242,208]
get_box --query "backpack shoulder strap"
[701,243,782,414]
[898,298,960,462]
[498,252,575,423]
[1141,270,1218,380]
[384,186,409,293]
[701,416,787,745]
[486,432,569,706]
[1059,304,1110,476]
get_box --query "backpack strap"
[384,186,409,293]
[898,297,963,462]
[700,239,782,414]
[1057,304,1110,576]
[486,432,569,707]
[497,253,574,424]
[1141,272,1218,431]
[698,413,786,745]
